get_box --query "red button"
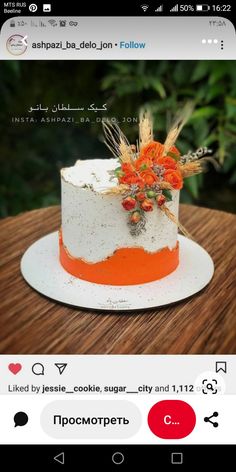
[148,400,196,439]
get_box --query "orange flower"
[135,155,153,171]
[136,192,146,202]
[121,162,135,173]
[156,194,166,207]
[119,173,143,187]
[170,145,180,157]
[119,162,145,187]
[140,141,164,161]
[156,156,177,170]
[122,196,137,211]
[164,169,183,190]
[130,211,141,224]
[140,169,158,186]
[140,199,154,212]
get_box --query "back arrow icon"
[54,452,65,464]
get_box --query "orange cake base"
[59,232,179,285]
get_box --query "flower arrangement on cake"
[103,108,213,236]
[59,106,214,285]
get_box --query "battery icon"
[196,4,210,11]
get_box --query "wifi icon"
[48,19,57,27]
[141,4,149,12]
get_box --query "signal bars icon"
[141,4,149,12]
[170,4,179,12]
[155,5,163,12]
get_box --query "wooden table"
[0,205,235,354]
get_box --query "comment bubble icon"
[14,411,29,427]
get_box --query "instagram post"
[0,2,236,467]
[0,59,235,354]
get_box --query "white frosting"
[61,159,119,192]
[61,159,179,263]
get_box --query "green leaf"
[223,154,236,172]
[162,189,173,201]
[209,64,228,85]
[114,167,124,178]
[180,188,194,204]
[101,74,119,90]
[149,78,166,98]
[190,107,218,121]
[191,61,209,82]
[6,61,21,77]
[140,164,148,170]
[206,83,223,101]
[184,175,201,199]
[203,133,218,147]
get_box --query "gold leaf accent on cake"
[60,228,178,264]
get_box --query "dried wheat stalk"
[180,161,203,178]
[102,184,129,195]
[161,206,193,239]
[103,180,174,195]
[164,102,194,154]
[158,181,173,190]
[139,110,153,149]
[103,121,135,163]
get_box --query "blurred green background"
[0,60,236,218]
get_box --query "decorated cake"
[59,111,211,285]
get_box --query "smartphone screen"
[0,0,235,467]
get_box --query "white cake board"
[20,232,214,311]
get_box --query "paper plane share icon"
[54,363,67,375]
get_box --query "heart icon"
[8,363,22,375]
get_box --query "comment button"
[41,400,141,439]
